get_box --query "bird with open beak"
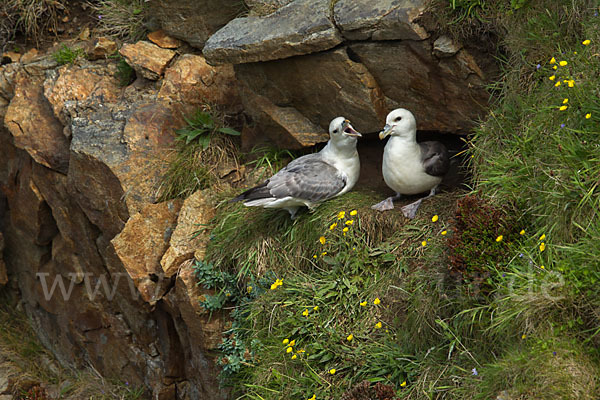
[233,117,362,218]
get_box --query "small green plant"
[245,145,296,179]
[52,44,85,65]
[115,56,135,86]
[176,109,240,147]
[157,107,240,201]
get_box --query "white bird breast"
[382,137,441,195]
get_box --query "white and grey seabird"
[372,108,449,218]
[233,117,362,218]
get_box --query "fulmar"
[233,117,362,218]
[372,108,449,218]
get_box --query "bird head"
[329,117,362,144]
[379,108,417,140]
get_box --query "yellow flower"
[329,368,336,375]
[567,80,575,87]
[432,215,439,222]
[496,235,503,242]
[519,229,525,235]
[540,242,546,252]
[329,222,337,230]
[441,230,447,236]
[375,322,382,329]
[286,347,293,353]
[319,236,326,245]
[313,306,319,311]
[559,60,567,66]
[549,57,556,64]
[582,39,591,46]
[521,334,527,339]
[345,220,354,225]
[313,255,317,259]
[298,349,305,353]
[360,301,367,307]
[539,234,546,241]
[350,210,357,216]
[555,81,561,87]
[552,65,557,70]
[400,381,407,387]
[562,98,568,104]
[374,298,381,305]
[308,395,316,400]
[540,265,545,270]
[321,252,327,256]
[291,354,297,360]
[346,334,353,341]
[290,339,296,346]
[247,286,253,293]
[586,113,591,119]
[343,227,349,233]
[337,211,345,219]
[283,339,289,345]
[421,240,427,247]
[549,75,556,81]
[302,309,309,317]
[559,105,567,111]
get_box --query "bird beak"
[379,124,392,140]
[342,119,362,137]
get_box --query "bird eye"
[333,129,338,133]
[395,117,402,122]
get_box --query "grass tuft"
[157,107,241,201]
[52,44,85,65]
[89,0,149,42]
[0,0,67,48]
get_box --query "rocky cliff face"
[0,1,498,398]
[200,0,496,140]
[0,37,236,399]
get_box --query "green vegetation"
[90,0,149,42]
[115,56,135,86]
[158,108,240,201]
[192,0,600,399]
[52,45,85,65]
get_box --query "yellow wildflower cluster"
[546,41,594,120]
[270,278,283,290]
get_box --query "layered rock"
[348,41,489,132]
[236,47,387,134]
[158,54,241,109]
[119,41,176,80]
[4,68,69,173]
[148,0,241,48]
[203,0,342,64]
[334,0,429,41]
[202,0,495,137]
[0,46,236,399]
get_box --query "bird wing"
[266,154,347,202]
[419,141,450,177]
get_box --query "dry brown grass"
[0,0,67,49]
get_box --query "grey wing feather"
[267,155,346,202]
[420,141,450,177]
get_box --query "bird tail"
[230,182,272,203]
